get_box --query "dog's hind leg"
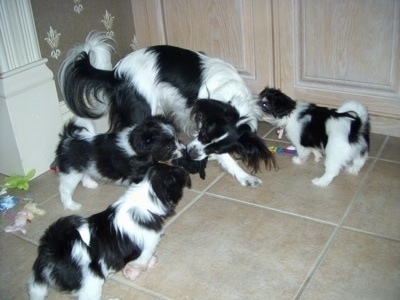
[28,277,48,300]
[82,174,98,189]
[213,153,262,186]
[346,153,368,175]
[59,172,83,210]
[78,274,104,300]
[311,154,342,187]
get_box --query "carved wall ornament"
[101,10,114,37]
[44,26,61,60]
[74,0,83,14]
[130,35,138,51]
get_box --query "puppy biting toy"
[172,150,208,179]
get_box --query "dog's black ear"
[233,125,277,173]
[259,87,296,118]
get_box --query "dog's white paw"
[238,175,262,187]
[122,264,142,281]
[292,156,303,165]
[312,150,323,162]
[82,176,98,189]
[346,166,360,175]
[63,200,82,210]
[147,256,158,269]
[311,177,331,187]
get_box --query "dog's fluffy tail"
[58,31,117,120]
[60,117,97,140]
[337,101,369,124]
[338,101,370,147]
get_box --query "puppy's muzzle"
[172,142,186,160]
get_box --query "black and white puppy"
[258,87,370,187]
[56,115,184,210]
[28,163,191,300]
[59,31,275,187]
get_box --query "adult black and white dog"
[258,87,370,187]
[28,163,191,300]
[56,115,184,210]
[59,31,275,187]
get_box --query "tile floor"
[1,122,399,300]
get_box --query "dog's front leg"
[122,255,158,281]
[292,146,311,165]
[213,153,262,186]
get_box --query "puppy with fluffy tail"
[28,163,191,300]
[56,115,184,210]
[259,87,370,186]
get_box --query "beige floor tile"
[344,160,400,239]
[380,136,400,162]
[257,121,274,137]
[300,229,400,300]
[188,161,226,192]
[368,133,387,157]
[116,195,334,300]
[0,232,37,300]
[207,153,370,223]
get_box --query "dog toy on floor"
[1,169,36,191]
[4,203,45,234]
[268,146,297,155]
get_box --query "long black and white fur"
[59,31,275,187]
[56,115,184,210]
[259,87,370,187]
[28,163,191,300]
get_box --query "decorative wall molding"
[0,0,41,73]
[0,0,63,177]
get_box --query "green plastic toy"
[1,169,36,190]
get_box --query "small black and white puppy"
[56,115,184,210]
[59,31,275,187]
[259,87,370,187]
[28,163,191,300]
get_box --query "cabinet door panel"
[131,0,275,91]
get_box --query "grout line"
[341,226,400,243]
[165,172,226,229]
[262,127,276,139]
[109,276,171,300]
[204,191,338,227]
[294,135,389,299]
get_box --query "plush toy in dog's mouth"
[172,150,208,180]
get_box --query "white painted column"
[0,0,63,178]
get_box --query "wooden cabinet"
[131,0,400,136]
